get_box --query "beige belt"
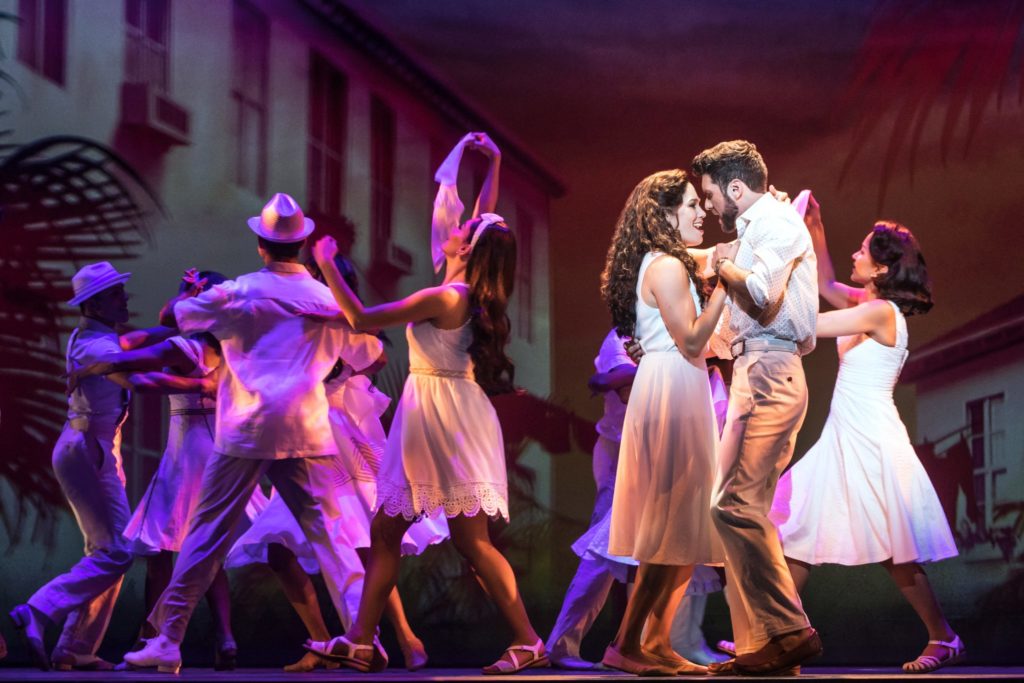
[410,366,473,380]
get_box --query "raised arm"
[313,236,459,330]
[648,256,729,359]
[805,194,865,310]
[158,268,210,328]
[815,298,895,342]
[468,133,502,217]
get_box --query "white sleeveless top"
[636,252,702,353]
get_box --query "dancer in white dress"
[598,169,730,675]
[306,133,547,675]
[224,256,446,672]
[769,194,962,674]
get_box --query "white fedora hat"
[247,193,315,243]
[68,262,132,305]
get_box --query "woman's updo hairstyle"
[869,220,933,316]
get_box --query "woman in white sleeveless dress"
[598,169,730,675]
[223,258,446,672]
[305,133,547,675]
[769,195,962,674]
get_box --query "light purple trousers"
[28,420,134,656]
[148,452,362,643]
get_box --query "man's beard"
[720,195,740,234]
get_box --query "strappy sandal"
[303,635,374,672]
[482,639,550,675]
[902,635,966,674]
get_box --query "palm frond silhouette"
[837,0,1024,208]
[0,135,160,546]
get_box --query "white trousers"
[148,452,362,643]
[28,420,133,656]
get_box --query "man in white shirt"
[125,194,381,673]
[693,140,822,675]
[10,262,136,672]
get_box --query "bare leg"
[204,569,236,669]
[642,564,693,660]
[786,558,812,594]
[611,563,681,662]
[267,543,330,641]
[882,560,957,662]
[345,512,412,645]
[356,547,426,669]
[141,553,174,640]
[267,542,339,671]
[448,514,540,648]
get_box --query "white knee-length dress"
[608,253,724,566]
[225,371,448,573]
[123,336,220,553]
[376,288,509,521]
[770,300,957,565]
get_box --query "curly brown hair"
[465,217,517,395]
[600,170,706,338]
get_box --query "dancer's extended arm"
[68,339,200,393]
[469,133,501,218]
[805,194,865,310]
[647,255,730,359]
[119,326,177,350]
[127,369,217,396]
[815,299,894,340]
[313,236,460,330]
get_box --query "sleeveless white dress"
[225,372,448,573]
[123,337,218,553]
[608,253,724,565]
[771,301,957,565]
[376,285,509,521]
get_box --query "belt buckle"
[731,340,745,357]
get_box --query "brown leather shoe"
[709,658,801,677]
[734,628,822,675]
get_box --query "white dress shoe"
[122,635,182,674]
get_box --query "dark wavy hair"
[868,220,933,316]
[600,170,706,338]
[465,217,517,395]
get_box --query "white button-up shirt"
[175,261,382,460]
[67,317,130,423]
[710,193,818,358]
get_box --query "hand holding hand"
[624,337,645,364]
[466,132,501,159]
[181,268,208,297]
[714,240,740,264]
[803,192,822,231]
[312,236,338,266]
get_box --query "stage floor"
[0,666,1020,680]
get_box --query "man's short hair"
[258,236,304,260]
[692,140,768,193]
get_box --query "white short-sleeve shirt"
[175,261,382,460]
